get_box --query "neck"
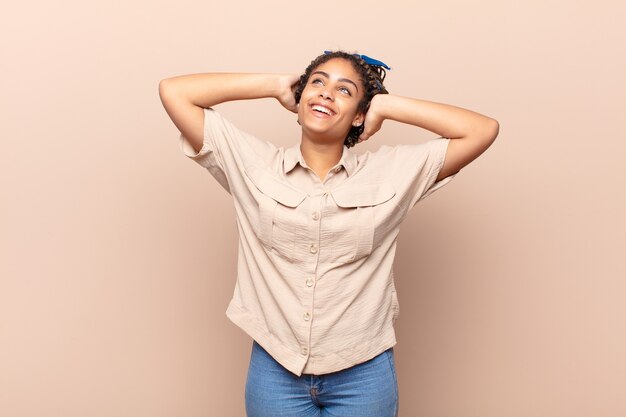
[299,137,344,181]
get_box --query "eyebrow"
[311,71,359,92]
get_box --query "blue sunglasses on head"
[323,51,392,71]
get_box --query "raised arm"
[158,73,299,153]
[359,94,499,181]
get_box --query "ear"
[352,112,364,127]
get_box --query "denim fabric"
[245,340,399,417]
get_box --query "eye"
[311,78,324,85]
[339,86,352,96]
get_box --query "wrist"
[369,94,388,119]
[271,74,286,99]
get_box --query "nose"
[319,88,334,101]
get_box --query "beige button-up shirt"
[180,108,455,376]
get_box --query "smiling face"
[297,58,365,145]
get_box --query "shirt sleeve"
[385,137,456,209]
[179,107,279,194]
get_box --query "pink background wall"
[2,1,625,416]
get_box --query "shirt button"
[301,347,309,356]
[309,244,318,254]
[312,211,320,221]
[333,166,341,173]
[303,312,311,321]
[306,278,314,287]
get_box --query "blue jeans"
[245,340,399,417]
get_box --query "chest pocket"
[326,182,396,264]
[243,165,307,262]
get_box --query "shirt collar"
[284,143,358,177]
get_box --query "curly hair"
[294,51,389,148]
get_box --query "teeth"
[312,105,333,115]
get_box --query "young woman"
[159,51,499,417]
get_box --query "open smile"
[309,103,336,117]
